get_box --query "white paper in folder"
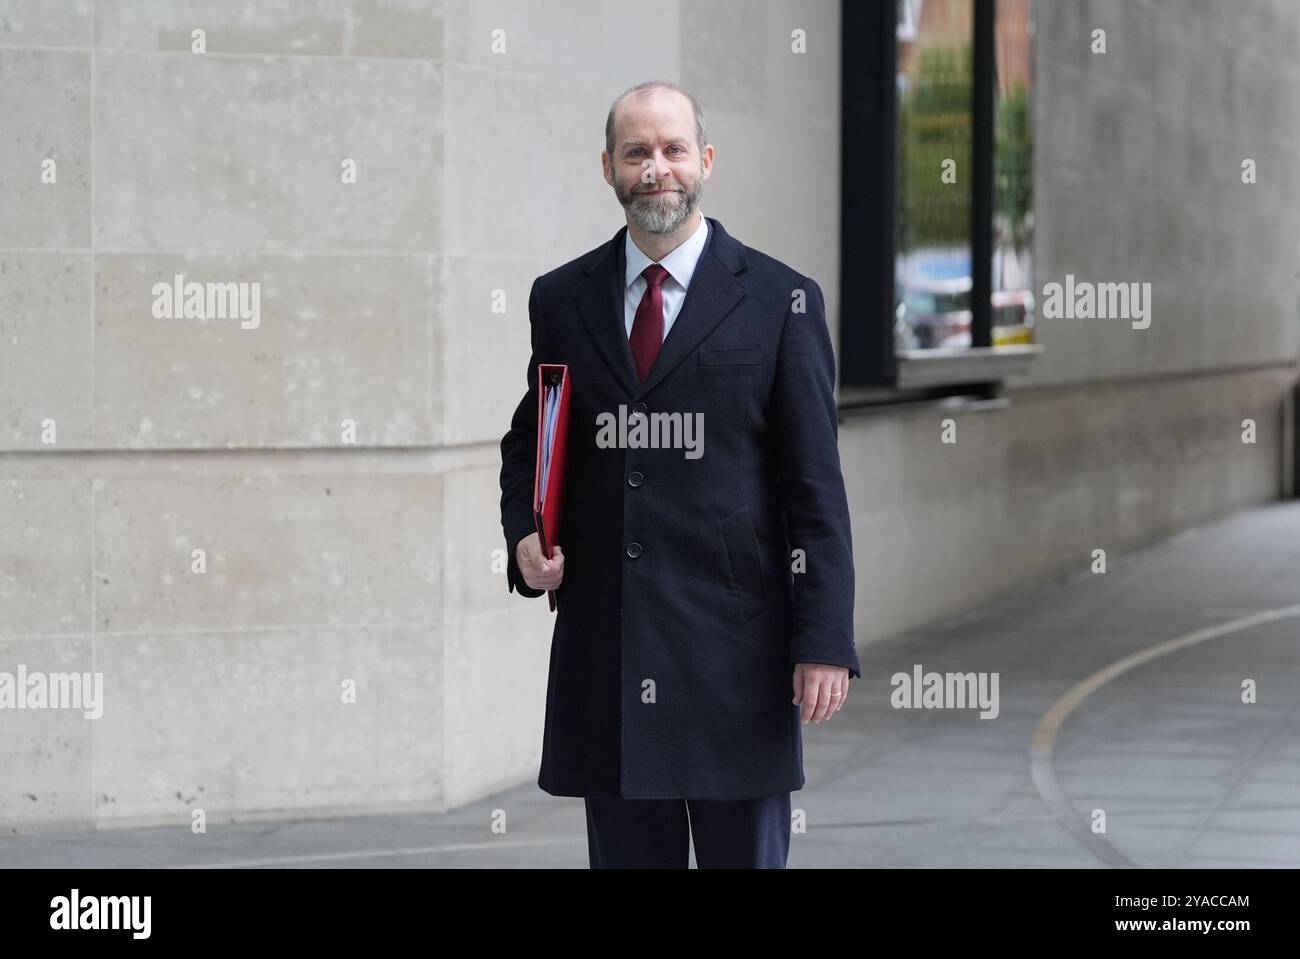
[539,381,560,506]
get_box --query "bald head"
[605,81,707,159]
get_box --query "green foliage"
[994,81,1032,252]
[897,44,973,252]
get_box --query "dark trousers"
[584,792,792,868]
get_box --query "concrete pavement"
[3,502,1298,868]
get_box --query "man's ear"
[601,152,613,186]
[700,144,714,181]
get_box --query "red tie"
[630,264,669,382]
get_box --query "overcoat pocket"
[719,507,769,621]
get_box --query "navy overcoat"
[499,216,861,799]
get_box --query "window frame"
[838,0,1041,406]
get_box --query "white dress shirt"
[623,213,711,342]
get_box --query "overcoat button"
[632,401,648,415]
[626,542,643,559]
[627,471,644,488]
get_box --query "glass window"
[839,0,1035,389]
[992,0,1035,346]
[895,0,974,351]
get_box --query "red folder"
[533,364,571,612]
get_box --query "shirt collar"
[624,213,710,292]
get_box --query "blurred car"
[894,274,1036,349]
[894,277,972,349]
[992,288,1036,345]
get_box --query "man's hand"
[792,663,849,725]
[517,532,564,592]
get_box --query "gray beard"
[619,181,702,235]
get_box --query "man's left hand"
[792,663,850,725]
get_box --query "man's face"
[604,90,712,235]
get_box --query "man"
[498,80,860,869]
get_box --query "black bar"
[839,0,898,388]
[1,866,1280,944]
[970,0,996,348]
[1293,380,1300,498]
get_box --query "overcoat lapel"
[572,216,750,399]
